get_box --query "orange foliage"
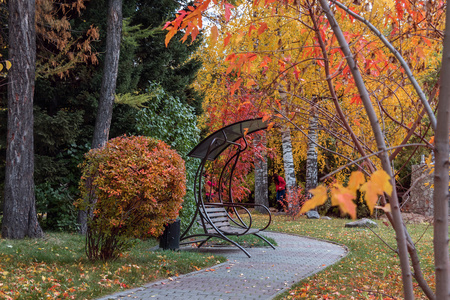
[77,135,186,260]
[35,0,100,78]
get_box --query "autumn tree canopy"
[164,0,447,298]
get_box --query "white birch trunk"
[305,99,319,196]
[253,133,269,213]
[279,89,297,193]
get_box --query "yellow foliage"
[347,171,366,194]
[194,0,439,214]
[300,170,392,219]
[360,170,392,214]
[331,184,357,219]
[375,203,391,213]
[299,185,328,214]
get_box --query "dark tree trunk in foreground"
[254,133,269,213]
[2,0,44,239]
[78,0,123,234]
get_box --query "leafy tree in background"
[130,0,204,114]
[165,0,447,298]
[119,82,200,230]
[0,0,204,231]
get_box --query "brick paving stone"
[97,231,347,300]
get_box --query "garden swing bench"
[180,118,275,257]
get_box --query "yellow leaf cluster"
[0,60,12,74]
[300,170,392,219]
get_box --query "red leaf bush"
[77,135,186,260]
[280,186,308,220]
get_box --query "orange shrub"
[77,135,186,260]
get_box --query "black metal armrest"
[221,202,272,231]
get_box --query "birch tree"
[254,132,269,213]
[305,97,319,195]
[279,88,297,193]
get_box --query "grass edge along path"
[0,230,276,300]
[0,232,227,299]
[255,215,435,300]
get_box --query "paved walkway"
[98,232,347,300]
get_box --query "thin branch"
[320,143,428,181]
[317,1,416,295]
[329,0,437,131]
[273,107,370,176]
[364,223,398,253]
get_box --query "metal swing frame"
[180,118,275,258]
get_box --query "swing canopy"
[187,118,268,161]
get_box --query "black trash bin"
[159,218,180,250]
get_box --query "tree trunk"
[279,89,297,194]
[318,0,414,298]
[79,0,123,234]
[433,3,450,297]
[92,0,123,149]
[254,132,269,213]
[308,0,434,297]
[305,97,319,196]
[2,0,44,239]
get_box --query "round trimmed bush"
[77,135,186,260]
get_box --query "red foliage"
[77,135,186,260]
[203,76,272,202]
[280,186,308,220]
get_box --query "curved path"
[98,231,347,300]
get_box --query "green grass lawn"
[0,233,226,299]
[0,215,437,299]
[254,214,435,300]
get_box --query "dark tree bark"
[254,133,269,213]
[2,0,44,239]
[78,0,123,234]
[92,0,123,149]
